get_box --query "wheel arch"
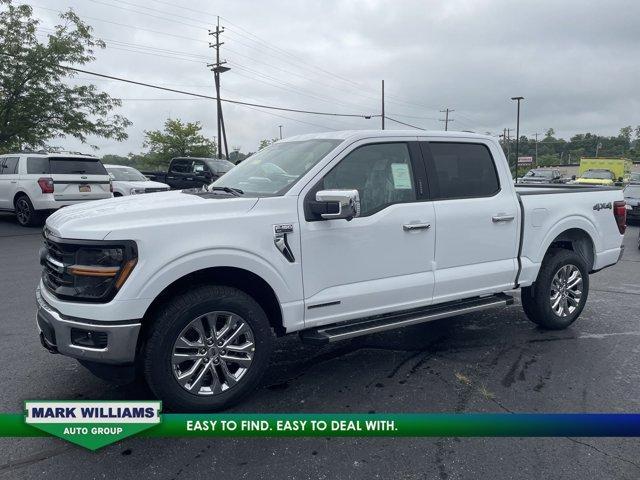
[541,227,596,271]
[140,266,285,346]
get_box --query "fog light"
[70,328,108,349]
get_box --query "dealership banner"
[5,407,640,450]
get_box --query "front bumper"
[36,288,141,364]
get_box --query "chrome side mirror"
[315,189,360,220]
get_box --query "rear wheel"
[14,195,44,227]
[143,285,274,411]
[521,249,589,330]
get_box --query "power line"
[384,116,427,130]
[46,63,378,119]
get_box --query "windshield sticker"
[391,163,412,189]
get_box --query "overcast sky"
[28,0,640,156]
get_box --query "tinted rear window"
[49,158,107,175]
[27,157,50,174]
[425,143,500,199]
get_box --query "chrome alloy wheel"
[550,264,583,317]
[171,311,255,395]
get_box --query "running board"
[300,293,514,345]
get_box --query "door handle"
[492,214,515,223]
[10,180,17,183]
[403,223,431,231]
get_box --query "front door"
[298,141,436,328]
[420,141,520,303]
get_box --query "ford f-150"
[35,130,626,411]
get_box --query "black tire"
[113,192,122,197]
[143,285,274,412]
[521,248,589,330]
[14,195,44,227]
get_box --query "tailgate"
[49,157,112,201]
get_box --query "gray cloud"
[29,0,640,155]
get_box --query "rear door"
[419,140,520,303]
[166,159,192,189]
[46,157,111,201]
[0,156,19,209]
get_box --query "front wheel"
[143,285,274,411]
[521,248,589,330]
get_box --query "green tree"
[259,138,279,150]
[0,0,130,152]
[142,118,216,169]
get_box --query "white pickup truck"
[36,130,627,411]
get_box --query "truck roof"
[279,129,495,143]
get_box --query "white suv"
[0,153,112,227]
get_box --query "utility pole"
[208,17,230,159]
[381,80,385,130]
[511,96,524,179]
[439,108,454,131]
[532,132,541,165]
[278,125,283,140]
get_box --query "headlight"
[130,188,145,195]
[41,233,137,302]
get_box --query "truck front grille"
[41,236,77,293]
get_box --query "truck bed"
[515,184,624,287]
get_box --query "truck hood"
[114,180,169,190]
[46,190,259,240]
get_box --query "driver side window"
[321,143,416,216]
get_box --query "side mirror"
[618,177,624,182]
[314,189,360,220]
[571,175,576,180]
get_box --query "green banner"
[3,410,640,450]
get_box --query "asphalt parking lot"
[0,212,639,479]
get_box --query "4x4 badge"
[593,202,612,211]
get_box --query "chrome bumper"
[35,288,141,364]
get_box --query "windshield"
[525,169,552,178]
[107,166,147,181]
[582,170,614,180]
[210,139,342,195]
[624,185,640,197]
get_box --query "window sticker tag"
[391,163,412,189]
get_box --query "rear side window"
[1,157,19,174]
[49,158,107,175]
[170,160,192,173]
[27,157,50,174]
[424,143,500,199]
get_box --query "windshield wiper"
[208,186,244,196]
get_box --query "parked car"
[518,168,564,184]
[578,157,631,185]
[623,184,640,223]
[141,157,234,190]
[36,130,625,411]
[572,169,617,186]
[629,172,640,184]
[105,164,170,197]
[0,153,112,227]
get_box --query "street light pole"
[278,125,283,140]
[511,96,524,180]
